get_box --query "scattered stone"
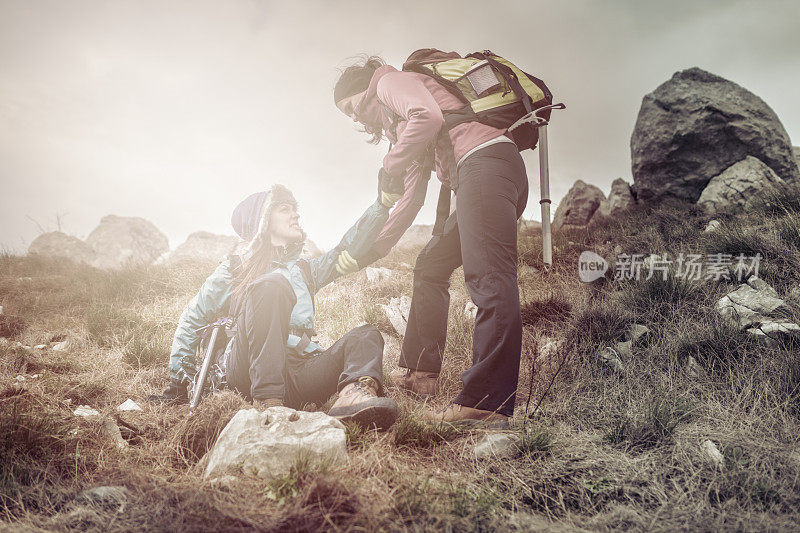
[613,244,623,256]
[614,340,633,359]
[204,407,347,481]
[379,296,412,336]
[53,340,70,351]
[552,180,606,231]
[697,156,785,214]
[86,215,169,270]
[74,486,130,511]
[704,220,722,233]
[101,418,128,449]
[464,301,478,321]
[716,277,791,328]
[0,305,3,315]
[15,375,25,382]
[365,267,393,283]
[28,231,96,264]
[701,440,725,468]
[631,67,799,203]
[166,231,238,264]
[73,405,100,417]
[590,178,636,225]
[687,356,704,378]
[628,324,650,344]
[472,433,518,460]
[746,320,800,346]
[599,346,624,373]
[117,399,143,412]
[34,344,47,350]
[0,337,8,349]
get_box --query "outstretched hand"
[378,167,404,208]
[335,250,359,275]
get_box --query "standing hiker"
[149,184,398,430]
[334,53,531,428]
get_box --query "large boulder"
[86,215,169,269]
[590,178,636,224]
[552,180,605,231]
[631,68,799,202]
[28,231,96,264]
[697,156,785,214]
[204,407,347,481]
[794,146,800,170]
[167,231,238,264]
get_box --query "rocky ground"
[2,67,800,531]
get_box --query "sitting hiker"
[149,184,398,430]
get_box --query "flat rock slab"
[204,407,347,481]
[379,296,412,336]
[472,433,518,460]
[716,277,789,328]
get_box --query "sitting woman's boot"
[328,377,398,431]
[146,379,188,405]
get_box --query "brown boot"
[422,403,510,429]
[392,369,438,398]
[253,398,282,410]
[328,376,398,431]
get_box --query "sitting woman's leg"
[227,273,296,402]
[285,324,397,429]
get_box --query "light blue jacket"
[169,200,390,380]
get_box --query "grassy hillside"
[1,186,799,531]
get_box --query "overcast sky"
[1,0,798,253]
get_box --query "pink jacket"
[355,65,507,258]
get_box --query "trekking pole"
[509,102,566,270]
[189,324,222,414]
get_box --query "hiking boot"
[392,368,438,398]
[253,398,283,410]
[422,403,510,429]
[328,376,398,431]
[146,380,188,405]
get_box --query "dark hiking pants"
[227,273,384,408]
[399,141,528,416]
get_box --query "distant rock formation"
[590,178,636,225]
[167,231,238,264]
[86,215,169,269]
[631,67,799,202]
[552,180,605,231]
[397,224,433,249]
[28,231,96,264]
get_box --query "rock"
[34,344,46,350]
[117,399,143,412]
[628,324,650,344]
[746,320,800,346]
[613,340,633,359]
[631,68,799,203]
[704,220,722,233]
[0,305,3,315]
[697,156,785,213]
[53,340,70,351]
[75,486,130,510]
[365,267,393,283]
[701,440,724,468]
[73,405,100,417]
[794,146,800,170]
[590,178,636,225]
[552,180,605,231]
[472,433,518,460]
[27,231,96,264]
[204,407,347,481]
[101,418,128,449]
[15,375,25,382]
[86,215,169,269]
[397,224,433,249]
[378,296,412,336]
[517,218,542,235]
[464,301,478,321]
[687,356,704,378]
[167,231,238,264]
[715,277,790,328]
[302,239,324,259]
[599,346,624,373]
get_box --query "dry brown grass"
[1,191,800,531]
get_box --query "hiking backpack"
[402,49,554,152]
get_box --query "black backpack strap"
[433,184,451,236]
[226,254,244,323]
